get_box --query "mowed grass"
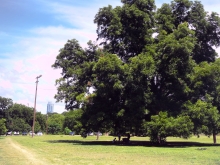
[1,135,220,165]
[0,136,34,165]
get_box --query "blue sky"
[0,0,220,114]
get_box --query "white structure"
[47,102,54,114]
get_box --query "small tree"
[64,127,72,135]
[48,114,65,134]
[183,100,220,144]
[48,122,62,135]
[0,96,13,118]
[63,109,83,134]
[0,119,7,135]
[146,112,193,143]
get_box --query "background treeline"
[0,96,82,135]
[51,0,220,143]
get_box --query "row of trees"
[0,96,82,135]
[52,0,220,143]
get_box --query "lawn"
[0,135,220,165]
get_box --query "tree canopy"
[0,96,13,118]
[53,0,220,143]
[0,118,7,135]
[0,99,47,133]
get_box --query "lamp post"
[32,75,42,137]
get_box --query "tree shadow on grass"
[46,139,220,148]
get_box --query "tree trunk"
[213,131,217,144]
[96,131,99,140]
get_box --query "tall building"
[47,102,54,114]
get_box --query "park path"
[4,137,49,165]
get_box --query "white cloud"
[46,0,122,27]
[0,35,65,114]
[30,26,96,48]
[0,0,122,114]
[0,17,104,113]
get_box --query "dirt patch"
[5,138,49,165]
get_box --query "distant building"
[47,102,54,114]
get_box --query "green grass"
[0,136,32,165]
[1,135,220,165]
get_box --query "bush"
[64,127,72,135]
[0,119,7,135]
[146,112,193,144]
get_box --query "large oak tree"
[53,0,220,143]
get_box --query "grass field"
[0,135,220,165]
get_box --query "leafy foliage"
[48,122,62,135]
[52,0,220,143]
[146,112,193,143]
[156,0,220,63]
[0,96,13,118]
[52,40,100,110]
[81,53,126,133]
[0,118,7,135]
[63,109,82,134]
[0,101,47,133]
[10,118,31,132]
[48,114,65,134]
[5,104,33,127]
[190,59,220,109]
[148,22,196,116]
[94,0,155,61]
[63,127,72,135]
[183,100,220,138]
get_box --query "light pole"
[32,75,42,137]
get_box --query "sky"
[0,0,220,114]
